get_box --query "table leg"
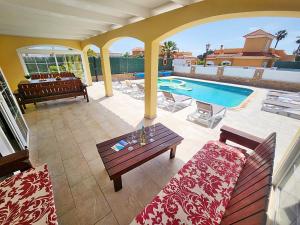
[113,176,122,192]
[170,146,177,159]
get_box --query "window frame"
[17,45,87,83]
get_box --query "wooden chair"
[0,150,58,224]
[0,150,32,178]
[219,126,276,224]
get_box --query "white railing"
[173,65,300,84]
[194,65,218,76]
[223,67,256,79]
[262,69,300,83]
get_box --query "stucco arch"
[82,0,300,46]
[79,0,300,119]
[82,36,144,51]
[17,44,82,52]
[0,35,82,89]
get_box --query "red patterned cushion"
[0,164,58,225]
[131,141,246,225]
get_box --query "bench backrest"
[31,72,75,79]
[221,132,276,225]
[18,79,83,99]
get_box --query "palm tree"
[123,52,130,57]
[161,41,178,58]
[274,30,288,49]
[295,36,300,55]
[87,48,98,57]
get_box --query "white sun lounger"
[112,80,124,90]
[267,91,300,102]
[130,83,144,99]
[122,80,136,94]
[161,91,192,112]
[187,100,227,128]
[262,99,300,120]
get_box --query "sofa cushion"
[131,141,246,225]
[0,164,58,225]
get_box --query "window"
[221,60,232,66]
[19,46,85,80]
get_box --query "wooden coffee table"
[96,123,183,191]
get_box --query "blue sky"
[92,17,300,56]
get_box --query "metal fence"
[88,57,173,76]
[274,61,300,69]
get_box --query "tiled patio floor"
[24,81,300,225]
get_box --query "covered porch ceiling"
[0,0,200,40]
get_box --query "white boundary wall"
[262,69,300,83]
[223,67,256,79]
[174,65,191,73]
[195,66,218,75]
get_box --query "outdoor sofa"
[14,78,89,113]
[30,72,75,79]
[131,125,276,225]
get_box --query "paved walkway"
[24,81,300,225]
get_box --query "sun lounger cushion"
[131,141,246,225]
[0,164,58,225]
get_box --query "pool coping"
[160,76,256,110]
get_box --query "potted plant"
[24,73,31,80]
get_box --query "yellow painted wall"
[0,35,81,90]
[210,57,271,67]
[243,37,272,52]
[232,58,268,67]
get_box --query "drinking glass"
[126,136,134,151]
[131,131,138,144]
[149,124,156,142]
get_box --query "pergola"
[0,0,299,119]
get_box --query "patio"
[24,81,300,225]
[0,0,299,224]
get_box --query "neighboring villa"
[131,47,144,56]
[207,29,295,67]
[131,47,198,65]
[173,51,198,65]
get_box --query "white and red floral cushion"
[0,164,58,225]
[131,141,246,225]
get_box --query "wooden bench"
[14,78,89,113]
[131,125,276,225]
[31,72,75,79]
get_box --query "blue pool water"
[158,78,253,108]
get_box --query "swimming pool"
[158,78,253,108]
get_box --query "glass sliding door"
[273,134,300,225]
[0,68,29,150]
[275,156,300,225]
